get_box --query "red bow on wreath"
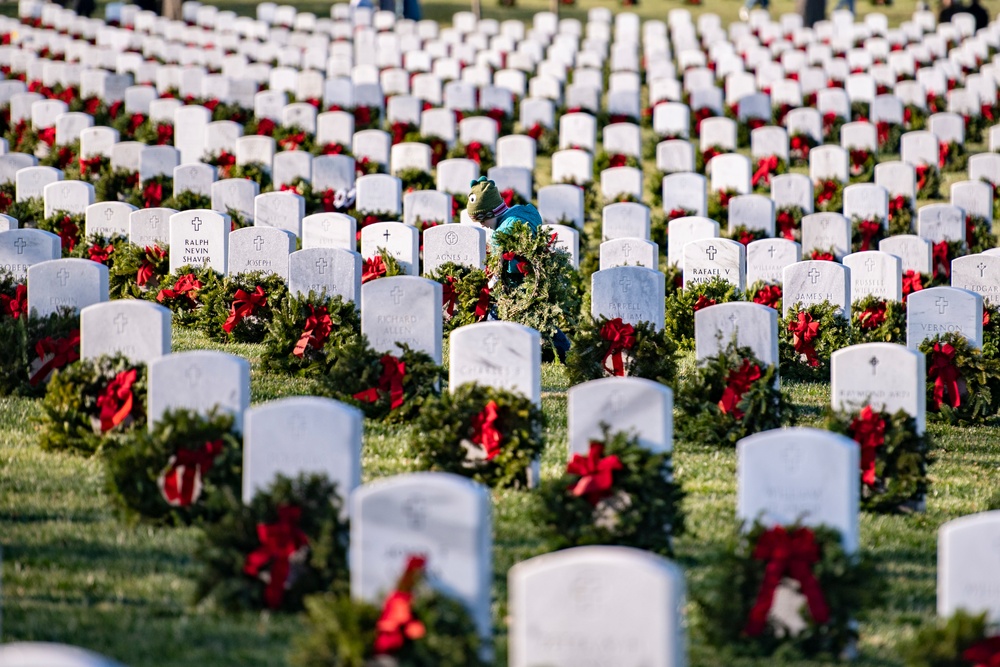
[776,210,797,241]
[609,153,628,169]
[293,304,333,358]
[849,406,885,487]
[156,124,173,145]
[915,164,930,193]
[242,504,309,610]
[143,180,163,207]
[442,276,458,316]
[466,141,484,164]
[470,400,501,460]
[37,126,56,147]
[857,220,881,251]
[888,195,907,220]
[474,286,490,321]
[963,636,1000,667]
[96,368,137,432]
[667,208,689,221]
[78,155,104,178]
[719,359,761,419]
[938,142,950,169]
[932,241,950,279]
[753,284,782,310]
[1,284,27,319]
[693,294,716,311]
[752,155,778,188]
[362,256,387,283]
[28,330,80,386]
[876,121,890,147]
[157,274,202,308]
[599,318,636,376]
[816,180,838,206]
[374,555,428,655]
[744,526,830,636]
[157,439,224,506]
[788,311,820,368]
[137,246,166,287]
[88,242,114,264]
[223,286,267,333]
[790,135,810,159]
[566,442,624,506]
[902,270,924,298]
[352,354,406,410]
[928,342,961,409]
[857,302,887,330]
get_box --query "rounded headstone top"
[0,642,126,667]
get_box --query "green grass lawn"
[2,0,996,665]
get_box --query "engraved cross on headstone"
[113,313,127,334]
[390,286,403,305]
[808,267,821,284]
[315,257,329,274]
[622,242,631,258]
[104,207,113,221]
[383,228,392,244]
[869,355,879,375]
[979,262,987,277]
[13,238,26,254]
[149,215,159,228]
[190,216,202,231]
[865,256,876,272]
[936,297,949,314]
[185,366,202,385]
[619,274,632,292]
[57,268,69,286]
[706,245,717,260]
[253,235,264,251]
[483,334,499,353]
[768,245,776,258]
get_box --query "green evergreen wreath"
[919,332,1000,425]
[707,188,738,226]
[424,263,490,333]
[68,234,129,271]
[534,427,684,556]
[446,142,495,172]
[291,559,486,667]
[966,214,994,254]
[194,473,349,612]
[696,520,877,658]
[851,296,906,344]
[823,407,932,512]
[593,151,641,177]
[94,168,139,204]
[850,215,887,252]
[565,316,678,386]
[940,140,967,173]
[775,205,804,241]
[396,167,435,192]
[259,292,363,377]
[487,222,581,356]
[915,165,942,200]
[0,305,78,397]
[847,148,875,183]
[814,179,844,213]
[780,303,852,382]
[103,408,242,525]
[36,210,85,255]
[898,610,997,667]
[154,266,221,328]
[228,163,273,191]
[198,270,289,343]
[109,242,170,299]
[676,342,792,447]
[161,190,212,211]
[664,276,742,350]
[887,197,914,237]
[408,383,546,489]
[320,342,444,424]
[37,354,147,455]
[983,302,1000,360]
[746,281,783,312]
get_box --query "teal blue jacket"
[495,204,543,236]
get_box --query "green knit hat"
[466,176,507,221]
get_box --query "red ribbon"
[279,132,305,150]
[474,287,490,321]
[391,121,410,145]
[137,245,165,287]
[928,342,961,409]
[469,400,502,460]
[608,153,628,169]
[693,295,716,311]
[599,318,635,376]
[857,303,887,330]
[373,556,427,655]
[501,188,516,207]
[466,141,484,164]
[939,142,950,169]
[158,439,224,506]
[752,155,779,188]
[361,256,387,284]
[155,123,173,145]
[888,195,907,220]
[37,126,56,146]
[566,441,624,506]
[667,208,690,221]
[932,241,950,279]
[527,123,544,140]
[776,210,797,240]
[902,270,923,298]
[915,164,930,193]
[848,406,885,487]
[242,505,309,609]
[789,311,820,367]
[789,134,811,159]
[293,305,332,358]
[816,180,838,206]
[718,359,761,419]
[354,106,372,126]
[78,155,103,178]
[58,216,78,252]
[156,274,202,308]
[744,526,830,636]
[28,330,80,386]
[223,286,267,333]
[353,355,406,410]
[962,636,1000,667]
[442,276,457,316]
[982,104,996,123]
[876,121,890,147]
[143,180,163,207]
[127,113,144,135]
[753,284,782,309]
[255,118,276,136]
[96,369,137,432]
[857,220,881,251]
[1,284,27,319]
[88,243,114,265]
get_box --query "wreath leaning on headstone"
[564,316,678,386]
[851,295,906,344]
[898,610,1000,667]
[153,265,221,328]
[104,408,242,525]
[260,291,363,378]
[676,342,792,447]
[108,242,170,299]
[194,473,349,613]
[779,302,852,382]
[408,383,546,489]
[290,555,487,667]
[663,276,742,350]
[424,263,490,334]
[823,406,932,513]
[37,354,147,455]
[534,427,685,557]
[919,332,1000,425]
[697,520,878,659]
[198,270,289,343]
